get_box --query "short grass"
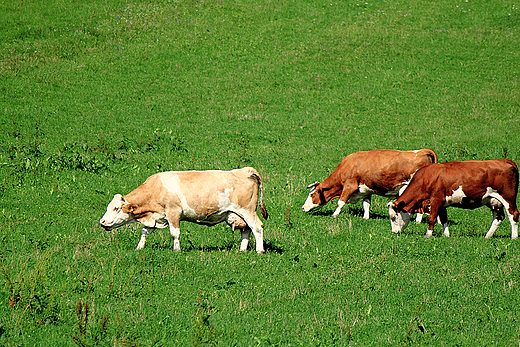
[1,0,520,345]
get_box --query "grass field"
[1,0,520,345]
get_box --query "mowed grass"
[1,0,520,345]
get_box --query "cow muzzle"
[100,219,114,231]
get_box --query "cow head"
[387,201,411,233]
[100,194,137,231]
[302,182,327,212]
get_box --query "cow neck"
[319,171,343,202]
[124,178,156,208]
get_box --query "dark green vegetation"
[1,0,519,345]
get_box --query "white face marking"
[445,186,466,205]
[387,202,411,233]
[100,194,134,230]
[302,187,322,212]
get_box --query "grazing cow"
[100,167,268,253]
[302,149,437,219]
[388,159,519,239]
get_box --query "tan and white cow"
[388,159,519,239]
[302,149,437,219]
[100,167,268,253]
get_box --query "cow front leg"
[485,206,505,239]
[170,226,181,252]
[333,185,358,218]
[332,200,345,217]
[425,200,441,238]
[136,227,155,250]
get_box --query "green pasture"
[1,0,520,345]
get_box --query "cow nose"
[100,219,106,225]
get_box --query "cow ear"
[121,201,137,214]
[307,182,320,189]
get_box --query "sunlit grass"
[1,0,520,345]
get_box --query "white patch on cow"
[347,184,374,204]
[444,186,466,206]
[217,188,234,209]
[482,187,508,209]
[398,182,409,197]
[160,174,198,218]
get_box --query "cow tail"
[251,171,268,220]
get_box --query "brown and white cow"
[388,159,519,239]
[100,167,268,253]
[302,149,438,219]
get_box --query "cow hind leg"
[485,192,519,239]
[252,222,265,254]
[165,214,182,252]
[239,228,251,252]
[506,204,519,240]
[437,208,450,237]
[362,197,371,220]
[244,214,265,254]
[485,206,504,239]
[232,211,264,254]
[170,227,181,251]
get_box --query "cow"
[100,167,268,253]
[388,159,519,239]
[302,149,438,220]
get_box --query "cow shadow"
[309,207,388,220]
[150,238,285,254]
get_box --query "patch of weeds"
[135,129,187,155]
[49,142,110,173]
[235,133,252,166]
[192,295,217,347]
[71,300,110,347]
[402,304,429,346]
[0,247,61,334]
[0,121,46,174]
